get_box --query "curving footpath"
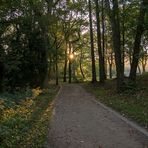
[45,84,148,148]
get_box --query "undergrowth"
[0,85,58,148]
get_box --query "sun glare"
[69,54,74,60]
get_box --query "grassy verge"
[83,73,148,130]
[0,85,59,148]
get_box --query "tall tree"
[95,0,105,83]
[80,48,85,79]
[105,0,124,91]
[129,0,148,83]
[69,42,72,83]
[101,0,106,79]
[88,0,97,82]
[121,0,125,74]
[63,42,68,82]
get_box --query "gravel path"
[46,84,148,148]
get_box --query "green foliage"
[0,0,50,89]
[0,0,147,87]
[0,85,58,147]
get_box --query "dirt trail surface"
[46,84,148,148]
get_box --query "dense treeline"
[0,0,148,92]
[0,0,53,90]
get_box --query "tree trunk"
[48,57,52,81]
[55,48,59,85]
[88,0,97,83]
[142,63,146,73]
[105,30,108,78]
[40,15,49,88]
[141,56,147,73]
[80,48,85,79]
[107,52,113,79]
[129,53,132,68]
[101,0,106,79]
[69,61,72,83]
[95,0,105,83]
[110,53,113,79]
[137,64,141,75]
[122,0,125,74]
[105,0,124,91]
[129,0,147,83]
[63,42,68,82]
[69,42,72,83]
[109,64,112,79]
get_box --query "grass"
[0,85,59,148]
[83,73,148,130]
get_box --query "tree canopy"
[0,0,148,91]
